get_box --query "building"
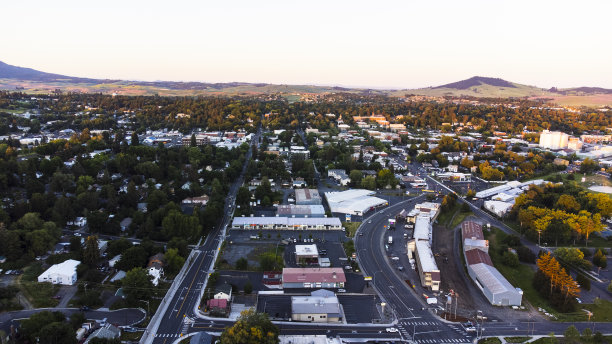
[324,189,387,216]
[206,298,229,317]
[214,283,232,301]
[291,290,342,323]
[279,336,342,344]
[147,253,164,286]
[436,172,471,182]
[277,204,325,218]
[181,195,209,206]
[295,245,319,265]
[461,221,522,306]
[407,215,440,291]
[484,200,514,217]
[295,189,322,205]
[539,130,569,150]
[328,169,350,186]
[231,217,342,230]
[282,268,346,289]
[567,137,583,151]
[38,259,80,285]
[84,324,121,344]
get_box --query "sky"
[1,0,611,89]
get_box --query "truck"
[388,218,396,229]
[388,236,393,244]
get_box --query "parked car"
[386,327,398,333]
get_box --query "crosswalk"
[415,339,471,344]
[155,333,181,338]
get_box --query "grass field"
[504,337,531,343]
[18,262,59,308]
[485,228,552,311]
[343,222,362,237]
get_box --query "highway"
[355,194,476,344]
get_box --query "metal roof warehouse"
[231,216,342,230]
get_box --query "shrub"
[235,257,248,270]
[502,235,521,248]
[502,251,520,268]
[516,246,536,264]
[576,274,591,291]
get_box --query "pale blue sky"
[1,0,611,89]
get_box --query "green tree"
[564,325,580,342]
[502,251,519,268]
[116,246,148,271]
[593,249,608,269]
[122,267,153,302]
[38,321,78,344]
[349,170,363,186]
[219,309,279,344]
[361,175,377,190]
[83,235,100,266]
[164,248,185,276]
[236,257,248,270]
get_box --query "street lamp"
[140,299,150,317]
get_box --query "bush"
[576,274,591,291]
[244,281,253,294]
[580,248,592,258]
[235,257,248,270]
[516,246,536,264]
[502,251,520,268]
[502,235,521,248]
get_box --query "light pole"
[140,299,150,318]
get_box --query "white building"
[38,259,80,285]
[231,217,342,230]
[539,130,569,150]
[484,200,514,217]
[324,189,387,216]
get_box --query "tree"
[579,158,599,174]
[219,309,279,344]
[164,248,185,276]
[122,267,153,302]
[564,325,580,342]
[38,321,78,344]
[83,235,100,266]
[236,257,248,270]
[502,251,519,268]
[116,246,148,271]
[349,170,363,186]
[554,247,592,270]
[69,312,86,330]
[131,132,139,146]
[361,175,377,190]
[593,249,607,269]
[555,194,580,213]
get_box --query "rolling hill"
[0,60,611,106]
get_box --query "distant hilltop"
[1,60,612,106]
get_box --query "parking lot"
[256,293,381,323]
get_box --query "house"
[282,268,346,289]
[190,331,214,344]
[327,169,350,186]
[38,259,80,285]
[67,217,87,227]
[83,324,121,344]
[119,217,133,232]
[263,271,282,288]
[214,283,232,301]
[206,298,229,317]
[291,290,342,323]
[147,253,164,286]
[109,255,121,268]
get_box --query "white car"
[386,327,398,333]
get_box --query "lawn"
[436,203,472,229]
[17,262,60,308]
[477,338,501,344]
[485,228,552,311]
[555,298,612,322]
[343,222,362,237]
[504,337,531,343]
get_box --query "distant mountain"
[0,60,104,83]
[434,76,516,90]
[1,61,611,106]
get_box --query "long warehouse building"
[407,202,441,291]
[461,221,522,306]
[231,216,342,230]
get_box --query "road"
[142,126,262,343]
[355,194,476,343]
[0,307,145,334]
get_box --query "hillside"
[1,61,611,106]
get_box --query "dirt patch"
[432,223,480,317]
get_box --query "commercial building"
[282,268,346,289]
[277,205,325,218]
[408,216,440,291]
[231,217,342,230]
[324,189,387,216]
[295,189,322,205]
[436,172,472,182]
[484,200,514,217]
[295,244,319,265]
[461,221,522,306]
[539,130,569,150]
[38,259,80,285]
[291,290,342,323]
